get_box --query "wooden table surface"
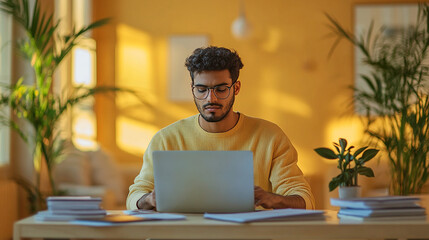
[13,211,429,240]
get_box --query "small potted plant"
[314,138,379,199]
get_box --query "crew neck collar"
[195,112,244,137]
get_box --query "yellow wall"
[92,0,415,209]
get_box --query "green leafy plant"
[326,4,429,195]
[0,0,118,212]
[315,138,378,191]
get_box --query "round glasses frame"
[192,82,236,100]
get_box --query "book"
[35,210,106,222]
[330,196,421,209]
[338,207,426,217]
[337,213,427,222]
[47,196,98,201]
[48,209,107,215]
[47,196,102,210]
[204,209,325,223]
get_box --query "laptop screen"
[153,151,254,213]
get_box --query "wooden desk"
[13,211,429,240]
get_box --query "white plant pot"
[339,186,361,199]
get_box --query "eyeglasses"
[192,82,236,100]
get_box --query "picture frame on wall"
[168,35,209,102]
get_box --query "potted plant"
[0,0,119,212]
[326,4,429,195]
[315,138,378,198]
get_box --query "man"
[127,46,315,210]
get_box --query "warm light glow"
[73,138,98,151]
[116,24,154,103]
[73,112,96,137]
[325,116,364,150]
[72,110,98,151]
[114,24,199,157]
[117,102,196,125]
[295,146,319,175]
[73,47,94,86]
[159,104,196,120]
[72,38,96,87]
[71,37,97,151]
[261,27,282,52]
[116,24,155,109]
[116,116,158,156]
[261,88,312,118]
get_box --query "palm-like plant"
[327,4,429,195]
[0,0,116,212]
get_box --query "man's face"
[192,69,238,122]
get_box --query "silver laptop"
[153,151,254,213]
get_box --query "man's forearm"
[275,195,306,209]
[254,186,307,209]
[257,193,306,209]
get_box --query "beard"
[194,94,235,122]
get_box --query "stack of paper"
[204,209,325,223]
[35,196,106,221]
[331,196,427,222]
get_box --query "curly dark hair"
[185,46,244,83]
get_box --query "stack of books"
[331,196,427,222]
[35,196,107,221]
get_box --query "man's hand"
[254,186,306,209]
[136,191,156,210]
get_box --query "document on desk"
[71,215,154,226]
[130,213,187,220]
[204,209,325,223]
[123,210,187,220]
[71,212,187,226]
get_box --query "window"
[0,11,12,166]
[55,0,98,151]
[71,38,98,151]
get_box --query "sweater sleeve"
[269,133,315,210]
[126,134,163,210]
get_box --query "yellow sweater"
[127,114,315,210]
